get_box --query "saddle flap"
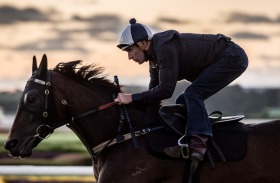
[159,104,186,136]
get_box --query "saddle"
[147,104,247,163]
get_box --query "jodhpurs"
[176,42,248,137]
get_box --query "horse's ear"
[32,55,38,73]
[37,54,48,80]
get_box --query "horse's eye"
[24,94,37,104]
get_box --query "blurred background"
[0,0,279,182]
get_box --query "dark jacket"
[132,30,230,103]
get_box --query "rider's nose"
[4,138,19,150]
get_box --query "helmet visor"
[117,44,130,50]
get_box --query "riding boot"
[188,134,208,161]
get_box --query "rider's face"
[125,45,146,65]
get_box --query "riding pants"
[176,42,248,137]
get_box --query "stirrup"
[178,135,189,159]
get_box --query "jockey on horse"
[114,18,248,179]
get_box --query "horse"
[4,54,280,183]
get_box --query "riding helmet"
[117,18,153,50]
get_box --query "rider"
[114,18,248,162]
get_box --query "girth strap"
[92,126,164,154]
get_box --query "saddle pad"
[146,122,247,161]
[207,121,247,161]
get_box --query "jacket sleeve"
[132,41,179,103]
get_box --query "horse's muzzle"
[4,138,36,158]
[4,138,22,157]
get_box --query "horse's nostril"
[4,139,19,150]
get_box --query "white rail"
[0,166,93,175]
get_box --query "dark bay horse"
[4,55,280,183]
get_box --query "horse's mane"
[52,60,147,111]
[52,60,118,92]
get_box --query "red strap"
[98,101,118,110]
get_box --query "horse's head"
[4,54,147,160]
[4,54,60,158]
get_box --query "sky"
[0,0,280,91]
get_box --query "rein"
[74,101,118,120]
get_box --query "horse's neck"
[52,72,113,114]
[51,72,120,144]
